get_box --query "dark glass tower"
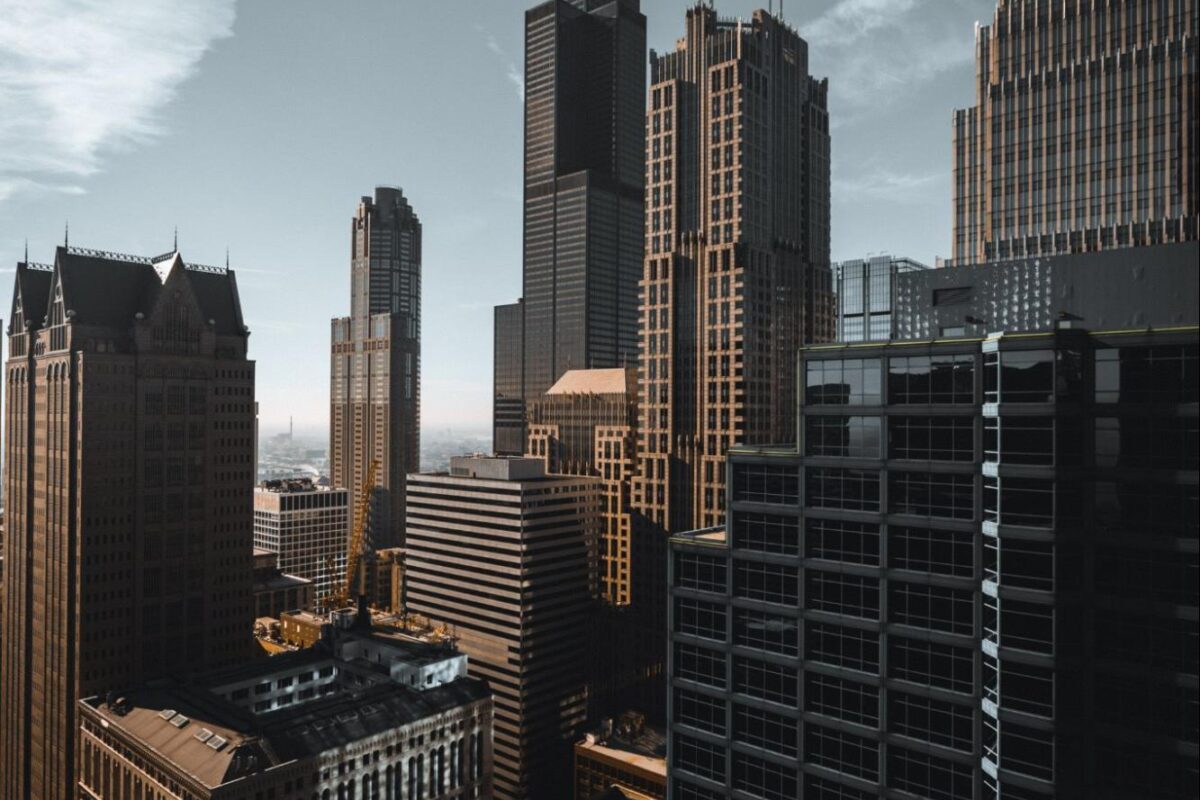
[665,244,1199,800]
[493,0,646,454]
[330,187,421,551]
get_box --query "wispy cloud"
[0,0,236,203]
[477,26,523,102]
[804,0,979,121]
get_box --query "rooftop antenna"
[24,238,28,264]
[225,246,230,270]
[173,226,178,252]
[64,221,69,249]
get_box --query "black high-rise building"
[666,244,1199,800]
[493,0,646,454]
[330,187,421,550]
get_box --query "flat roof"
[669,526,728,548]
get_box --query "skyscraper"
[952,0,1198,264]
[330,187,421,550]
[633,4,833,535]
[405,456,601,800]
[666,244,1199,800]
[493,0,647,454]
[1,245,255,799]
[252,478,350,608]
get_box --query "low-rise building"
[252,548,315,619]
[574,711,666,800]
[79,620,493,799]
[254,478,349,608]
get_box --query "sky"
[0,0,996,437]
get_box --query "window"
[990,416,1055,465]
[933,286,973,306]
[733,512,799,555]
[805,416,881,458]
[999,477,1054,527]
[732,751,798,800]
[890,582,975,635]
[804,775,873,800]
[676,598,726,641]
[889,526,974,577]
[732,464,799,505]
[1001,599,1053,654]
[734,657,798,706]
[1001,660,1054,717]
[889,637,974,694]
[734,703,797,757]
[806,622,879,674]
[807,468,879,511]
[676,553,727,594]
[1095,344,1199,403]
[806,359,882,405]
[675,689,726,735]
[889,416,974,461]
[888,747,973,800]
[675,643,726,688]
[806,572,879,619]
[806,673,878,726]
[1001,724,1054,781]
[805,519,879,565]
[888,355,974,404]
[998,349,1055,402]
[675,734,725,783]
[889,472,974,520]
[1000,539,1054,591]
[1095,416,1199,469]
[889,693,974,752]
[734,561,798,605]
[734,609,798,656]
[806,726,878,781]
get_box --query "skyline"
[0,0,995,434]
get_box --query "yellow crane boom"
[328,458,378,611]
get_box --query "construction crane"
[327,458,378,613]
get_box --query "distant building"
[330,187,421,550]
[833,255,929,341]
[574,711,666,800]
[2,246,255,799]
[253,478,349,608]
[79,623,493,799]
[666,244,1199,800]
[366,546,406,613]
[251,548,315,619]
[952,0,1198,263]
[493,0,647,455]
[405,455,602,800]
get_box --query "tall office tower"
[253,478,350,608]
[405,456,601,800]
[493,0,647,454]
[665,244,1198,800]
[494,300,526,454]
[952,0,1198,264]
[634,4,833,539]
[833,255,930,342]
[1,246,255,799]
[331,187,421,549]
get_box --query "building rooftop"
[256,477,342,494]
[83,675,488,790]
[576,712,667,779]
[545,367,636,397]
[669,526,728,548]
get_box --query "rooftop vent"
[207,735,228,751]
[157,709,177,720]
[194,728,214,743]
[169,714,190,728]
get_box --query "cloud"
[477,26,523,102]
[0,0,236,203]
[803,0,980,119]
